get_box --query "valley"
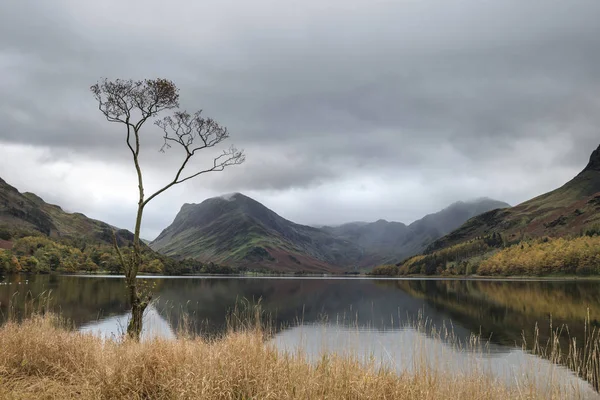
[149,193,508,272]
[2,144,600,277]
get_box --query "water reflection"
[274,324,597,398]
[0,275,600,345]
[80,305,176,341]
[1,275,600,396]
[378,279,600,347]
[3,275,598,346]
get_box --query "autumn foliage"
[373,233,600,277]
[478,236,600,276]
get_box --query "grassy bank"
[0,313,597,399]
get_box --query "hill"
[150,193,363,273]
[383,144,600,277]
[0,177,133,245]
[323,198,510,265]
[0,177,226,276]
[427,144,600,253]
[150,193,509,272]
[0,175,508,274]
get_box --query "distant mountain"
[321,220,410,266]
[427,144,600,253]
[323,198,510,265]
[0,174,509,273]
[151,192,509,271]
[150,193,363,273]
[0,177,132,245]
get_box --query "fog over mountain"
[1,0,599,239]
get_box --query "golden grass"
[0,312,596,399]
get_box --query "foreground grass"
[0,314,595,399]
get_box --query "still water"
[1,275,599,397]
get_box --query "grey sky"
[1,0,599,239]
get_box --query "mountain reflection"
[3,275,600,393]
[3,275,599,349]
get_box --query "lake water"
[1,274,599,398]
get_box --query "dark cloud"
[1,0,600,237]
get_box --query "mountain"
[0,175,508,273]
[403,198,511,255]
[427,144,600,253]
[0,177,132,245]
[150,193,363,273]
[321,220,410,266]
[323,198,510,265]
[151,192,509,271]
[322,220,409,252]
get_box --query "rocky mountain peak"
[583,144,600,172]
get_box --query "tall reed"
[0,293,597,399]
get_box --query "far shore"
[4,271,600,281]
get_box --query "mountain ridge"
[322,198,510,265]
[150,192,509,271]
[426,144,600,254]
[150,193,364,273]
[0,177,133,246]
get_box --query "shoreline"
[3,271,600,281]
[0,313,596,399]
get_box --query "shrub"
[370,264,399,276]
[0,228,11,240]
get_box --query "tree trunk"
[126,200,146,340]
[126,280,148,340]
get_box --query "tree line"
[370,231,600,277]
[0,233,249,277]
[478,235,600,276]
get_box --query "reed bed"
[0,306,598,399]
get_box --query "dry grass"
[0,311,597,400]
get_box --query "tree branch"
[141,110,244,207]
[143,146,244,207]
[142,154,192,207]
[176,147,245,184]
[125,118,136,158]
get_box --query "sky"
[1,0,600,240]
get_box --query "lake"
[1,274,599,397]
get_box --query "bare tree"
[90,78,245,340]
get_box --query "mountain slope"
[150,193,363,273]
[321,220,410,261]
[323,198,510,265]
[0,177,132,245]
[403,198,510,255]
[152,192,509,271]
[427,144,600,253]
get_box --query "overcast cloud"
[1,0,599,239]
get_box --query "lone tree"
[91,78,245,340]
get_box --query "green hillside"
[0,177,132,246]
[382,144,600,277]
[150,192,510,272]
[0,177,207,277]
[150,193,363,273]
[428,144,600,253]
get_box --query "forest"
[0,228,249,277]
[371,230,600,277]
[477,235,600,276]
